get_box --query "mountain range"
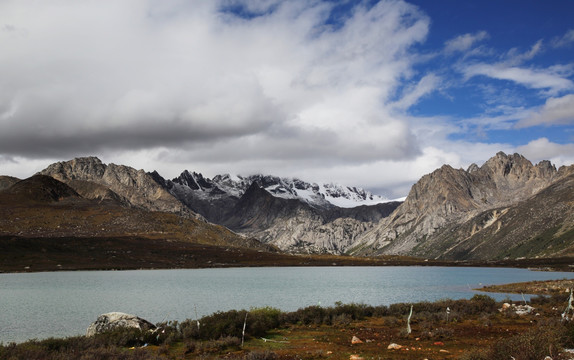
[2,152,573,262]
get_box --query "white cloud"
[505,39,543,65]
[463,64,574,95]
[516,138,574,167]
[517,94,574,128]
[391,73,441,110]
[1,0,572,198]
[552,29,574,48]
[444,30,488,53]
[0,0,429,164]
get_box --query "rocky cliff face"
[406,171,574,260]
[352,152,574,258]
[217,182,371,253]
[39,157,189,215]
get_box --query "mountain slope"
[0,176,20,191]
[408,172,574,260]
[352,152,574,259]
[0,175,270,251]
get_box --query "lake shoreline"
[2,235,574,274]
[2,292,573,359]
[478,278,574,295]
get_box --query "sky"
[1,0,573,198]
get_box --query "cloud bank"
[1,0,573,197]
[0,1,427,159]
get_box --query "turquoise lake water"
[1,266,573,343]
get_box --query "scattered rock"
[387,343,402,350]
[86,312,156,337]
[500,303,512,311]
[351,335,363,344]
[515,304,535,315]
[349,355,364,360]
[499,303,535,315]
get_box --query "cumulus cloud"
[0,0,430,165]
[516,138,574,167]
[516,94,574,128]
[1,0,573,197]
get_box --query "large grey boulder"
[86,312,156,337]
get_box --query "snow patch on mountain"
[169,171,391,208]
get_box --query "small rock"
[351,335,363,344]
[349,355,364,360]
[433,341,445,346]
[514,304,535,315]
[440,349,450,353]
[387,343,402,350]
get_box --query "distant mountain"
[3,152,573,261]
[154,170,390,213]
[351,152,574,259]
[150,170,401,254]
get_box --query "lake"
[1,266,573,344]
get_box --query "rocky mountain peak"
[355,152,564,256]
[41,156,106,182]
[175,170,214,191]
[39,157,188,215]
[480,152,533,178]
[467,163,480,173]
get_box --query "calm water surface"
[1,266,573,343]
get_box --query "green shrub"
[248,307,282,337]
[280,305,328,325]
[196,310,247,340]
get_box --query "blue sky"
[0,0,573,197]
[407,0,574,147]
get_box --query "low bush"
[463,323,564,360]
[196,310,248,340]
[243,350,278,360]
[248,307,282,337]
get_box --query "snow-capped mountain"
[164,171,390,209]
[148,169,402,254]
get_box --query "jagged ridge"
[351,152,574,258]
